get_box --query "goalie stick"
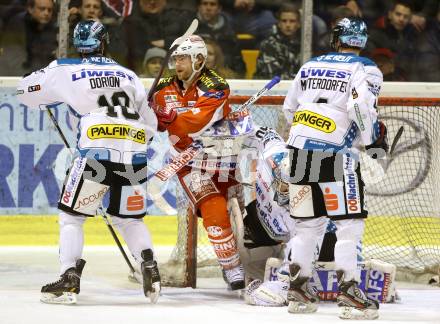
[147,19,199,102]
[152,76,281,182]
[45,108,138,278]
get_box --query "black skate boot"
[337,279,379,320]
[224,264,245,290]
[40,259,86,304]
[287,263,319,313]
[141,249,161,304]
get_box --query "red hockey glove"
[150,102,177,132]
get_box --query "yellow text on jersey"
[87,124,146,144]
[293,110,336,133]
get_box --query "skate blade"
[146,282,161,304]
[288,300,318,313]
[339,306,379,320]
[40,292,77,305]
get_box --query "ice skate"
[40,259,86,305]
[287,263,319,313]
[141,249,161,304]
[337,280,379,320]
[224,264,245,290]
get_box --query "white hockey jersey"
[246,126,294,242]
[283,52,383,152]
[16,56,158,164]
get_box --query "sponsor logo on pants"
[343,155,361,214]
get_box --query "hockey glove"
[365,121,389,159]
[150,102,176,132]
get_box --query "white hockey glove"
[244,258,289,307]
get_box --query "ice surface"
[1,247,439,324]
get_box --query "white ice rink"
[1,246,439,324]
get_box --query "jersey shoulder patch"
[197,68,229,92]
[155,76,175,92]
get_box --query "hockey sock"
[334,219,365,281]
[59,212,86,275]
[201,196,240,269]
[111,216,154,263]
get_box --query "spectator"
[254,4,301,79]
[371,48,406,81]
[204,37,238,78]
[23,0,58,71]
[123,0,194,72]
[196,0,245,76]
[414,5,440,81]
[220,0,277,44]
[313,0,362,25]
[140,46,167,78]
[69,0,102,21]
[408,0,439,32]
[0,0,57,75]
[0,0,27,75]
[367,0,417,80]
[314,5,354,55]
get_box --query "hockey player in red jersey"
[150,35,246,290]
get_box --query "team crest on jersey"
[293,110,336,133]
[367,81,381,96]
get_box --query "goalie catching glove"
[365,121,389,159]
[150,102,177,132]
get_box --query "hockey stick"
[147,19,199,102]
[46,108,137,276]
[152,76,281,182]
[389,126,404,156]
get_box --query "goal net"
[158,81,440,287]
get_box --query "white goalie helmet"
[169,35,208,72]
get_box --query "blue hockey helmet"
[73,20,109,54]
[330,17,368,50]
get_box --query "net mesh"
[160,96,440,286]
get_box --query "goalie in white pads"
[16,21,160,304]
[283,17,389,319]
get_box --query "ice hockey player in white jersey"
[16,20,160,304]
[283,17,388,319]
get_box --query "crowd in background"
[0,0,439,81]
